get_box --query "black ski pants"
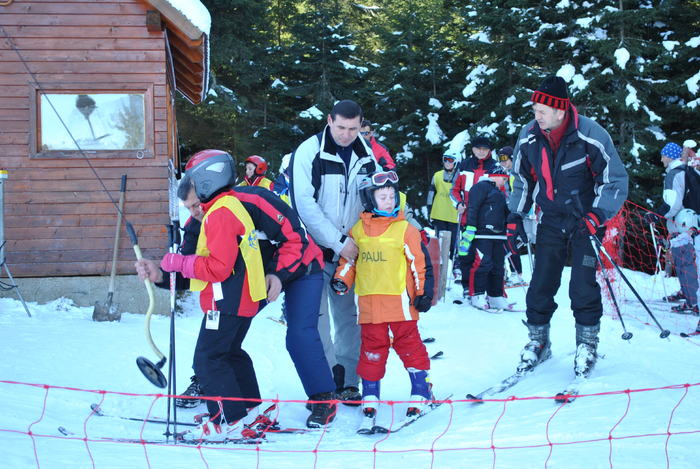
[193,314,260,424]
[469,237,506,297]
[526,224,602,327]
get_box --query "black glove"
[506,212,528,245]
[643,212,662,225]
[413,294,432,313]
[331,278,348,295]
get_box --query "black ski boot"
[332,363,361,406]
[306,391,337,428]
[574,322,600,378]
[517,321,551,373]
[175,375,202,408]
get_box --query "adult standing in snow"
[645,142,699,314]
[136,150,337,430]
[508,75,628,379]
[450,136,498,298]
[360,119,396,170]
[427,150,460,260]
[289,100,380,405]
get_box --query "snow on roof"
[160,0,211,36]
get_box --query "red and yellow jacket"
[334,211,427,324]
[191,187,323,317]
[239,176,274,190]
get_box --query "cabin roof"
[143,0,211,104]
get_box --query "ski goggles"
[442,155,457,163]
[370,170,399,186]
[498,153,512,162]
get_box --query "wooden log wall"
[0,0,174,277]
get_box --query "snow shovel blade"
[92,298,121,322]
[136,356,168,388]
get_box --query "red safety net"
[1,379,698,468]
[597,201,699,334]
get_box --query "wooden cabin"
[0,0,210,277]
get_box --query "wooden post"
[438,231,451,301]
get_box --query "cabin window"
[30,85,154,159]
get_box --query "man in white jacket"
[289,100,380,404]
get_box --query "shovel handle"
[108,175,127,293]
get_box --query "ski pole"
[526,241,535,275]
[570,191,670,338]
[165,161,180,441]
[586,237,633,340]
[505,244,528,297]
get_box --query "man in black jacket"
[508,76,628,378]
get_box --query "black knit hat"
[531,76,569,110]
[471,135,492,149]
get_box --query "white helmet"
[675,208,698,230]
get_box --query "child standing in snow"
[332,170,434,421]
[458,166,512,310]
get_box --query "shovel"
[93,174,127,322]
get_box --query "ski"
[465,370,529,403]
[680,331,700,338]
[430,351,444,360]
[89,403,198,427]
[267,316,287,326]
[371,394,453,434]
[554,377,585,404]
[58,426,264,445]
[356,411,376,435]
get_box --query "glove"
[160,253,197,278]
[580,212,601,236]
[643,212,662,225]
[419,229,429,246]
[413,294,432,313]
[506,213,528,245]
[331,278,348,295]
[458,226,476,256]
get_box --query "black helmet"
[186,151,236,202]
[358,170,400,214]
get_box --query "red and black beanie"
[531,75,569,111]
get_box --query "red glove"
[419,229,429,246]
[580,212,601,235]
[160,253,197,278]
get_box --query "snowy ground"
[1,259,699,469]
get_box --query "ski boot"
[517,321,551,373]
[175,375,202,408]
[487,296,509,310]
[506,273,525,286]
[306,391,337,428]
[469,293,488,310]
[663,291,685,303]
[361,379,380,418]
[574,322,600,378]
[670,302,699,315]
[406,368,433,417]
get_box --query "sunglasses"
[498,154,512,162]
[443,156,456,163]
[371,170,399,185]
[360,131,371,136]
